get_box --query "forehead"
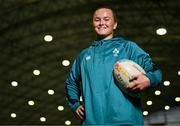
[93,8,113,17]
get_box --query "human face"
[93,8,117,40]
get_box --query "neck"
[96,34,113,41]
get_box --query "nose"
[99,19,105,26]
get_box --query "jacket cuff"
[145,72,156,87]
[70,102,81,112]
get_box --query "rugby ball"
[113,59,146,98]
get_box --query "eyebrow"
[94,16,111,19]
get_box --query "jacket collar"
[91,36,124,46]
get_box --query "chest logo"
[113,48,119,56]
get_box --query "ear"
[113,22,118,30]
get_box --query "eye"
[94,17,100,22]
[104,17,110,21]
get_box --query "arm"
[65,56,81,111]
[127,42,162,91]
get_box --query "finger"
[79,106,84,114]
[77,112,84,120]
[79,105,84,111]
[76,110,84,119]
[129,77,137,83]
[127,82,136,89]
[78,108,84,116]
[132,83,145,91]
[77,106,85,119]
[132,85,140,91]
[140,72,145,75]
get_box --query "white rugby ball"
[113,59,146,98]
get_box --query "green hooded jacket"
[65,36,162,125]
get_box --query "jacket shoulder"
[114,38,138,49]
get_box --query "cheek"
[108,22,115,27]
[93,23,99,31]
[93,22,99,27]
[93,25,98,32]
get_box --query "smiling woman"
[65,6,162,125]
[93,8,117,40]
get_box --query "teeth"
[99,27,106,29]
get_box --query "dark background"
[0,0,180,125]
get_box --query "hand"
[127,73,150,91]
[75,105,85,120]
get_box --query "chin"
[96,32,108,36]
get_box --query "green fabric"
[65,36,162,125]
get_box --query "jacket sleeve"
[65,55,81,111]
[129,42,162,87]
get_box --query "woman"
[65,7,162,125]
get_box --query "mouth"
[97,27,107,30]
